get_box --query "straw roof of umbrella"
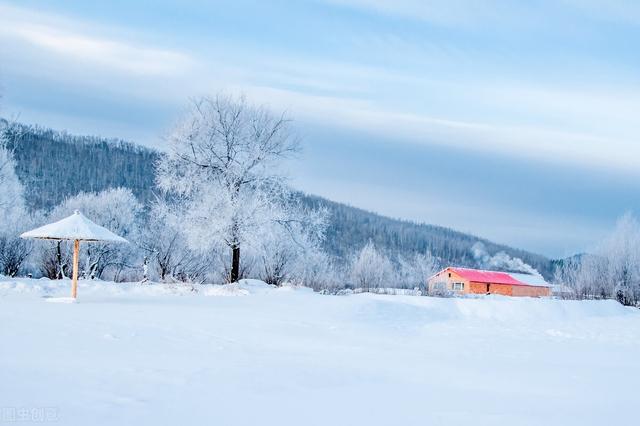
[21,210,128,243]
[21,210,128,300]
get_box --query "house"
[428,267,551,297]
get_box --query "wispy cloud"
[0,4,193,77]
[2,2,638,176]
[240,84,640,177]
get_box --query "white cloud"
[0,4,193,77]
[239,84,640,176]
[1,2,639,178]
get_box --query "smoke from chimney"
[471,242,541,276]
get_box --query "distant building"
[428,267,551,297]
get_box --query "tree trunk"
[56,241,63,280]
[230,246,240,283]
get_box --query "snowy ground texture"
[1,277,639,426]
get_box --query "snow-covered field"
[1,277,639,425]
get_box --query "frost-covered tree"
[557,253,613,300]
[397,251,439,290]
[0,123,26,227]
[600,213,640,305]
[156,94,303,283]
[256,238,292,286]
[48,188,143,280]
[578,254,610,299]
[556,213,640,305]
[349,241,393,291]
[255,199,328,286]
[291,249,341,291]
[0,122,32,276]
[552,255,581,299]
[138,198,210,283]
[0,235,32,277]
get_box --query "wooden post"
[71,239,80,299]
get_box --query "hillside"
[3,121,553,276]
[2,121,157,210]
[303,195,552,276]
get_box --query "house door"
[486,283,490,294]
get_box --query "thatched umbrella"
[21,210,128,299]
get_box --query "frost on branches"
[138,199,210,283]
[0,122,32,276]
[349,241,393,291]
[554,213,640,306]
[0,127,25,224]
[397,251,440,290]
[156,94,328,283]
[254,194,329,286]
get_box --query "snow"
[511,272,550,287]
[1,277,639,426]
[44,297,77,304]
[20,210,128,242]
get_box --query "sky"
[0,0,639,258]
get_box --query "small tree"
[349,241,393,291]
[397,251,439,290]
[138,198,211,283]
[255,197,328,286]
[552,256,581,299]
[40,240,71,279]
[156,94,302,283]
[292,249,340,292]
[0,236,31,276]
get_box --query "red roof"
[448,267,528,286]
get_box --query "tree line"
[1,93,598,296]
[554,214,640,306]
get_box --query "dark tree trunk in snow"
[231,246,240,283]
[56,241,63,280]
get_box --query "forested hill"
[2,121,158,210]
[303,195,552,277]
[3,121,553,277]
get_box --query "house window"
[452,282,464,291]
[448,273,452,278]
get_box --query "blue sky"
[1,0,639,258]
